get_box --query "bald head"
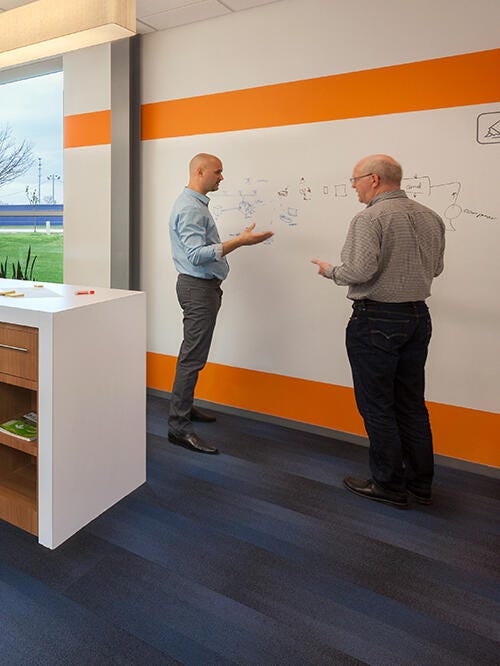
[357,154,402,186]
[351,154,402,204]
[188,153,224,195]
[189,153,219,176]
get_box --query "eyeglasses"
[349,173,374,184]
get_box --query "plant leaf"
[24,245,31,276]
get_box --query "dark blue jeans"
[346,300,434,493]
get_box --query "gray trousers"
[168,273,223,434]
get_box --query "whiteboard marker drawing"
[299,177,312,200]
[212,172,495,235]
[403,175,462,231]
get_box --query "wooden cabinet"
[0,323,38,535]
[0,279,145,549]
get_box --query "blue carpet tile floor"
[0,394,499,665]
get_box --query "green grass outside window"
[0,232,63,283]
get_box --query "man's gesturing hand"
[222,223,273,256]
[311,258,333,277]
[238,223,273,245]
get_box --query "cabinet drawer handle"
[0,343,29,352]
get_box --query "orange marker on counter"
[75,290,95,295]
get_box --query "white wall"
[141,0,500,102]
[140,0,500,414]
[63,44,112,287]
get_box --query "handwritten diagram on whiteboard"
[212,172,497,235]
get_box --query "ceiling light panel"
[0,0,135,69]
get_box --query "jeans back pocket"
[368,316,410,353]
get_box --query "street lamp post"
[38,157,42,202]
[47,174,61,203]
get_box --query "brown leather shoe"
[168,431,218,454]
[343,476,409,508]
[190,406,216,423]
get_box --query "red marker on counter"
[75,290,95,295]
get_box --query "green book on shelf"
[0,413,37,441]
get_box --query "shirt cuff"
[214,243,224,261]
[324,265,335,279]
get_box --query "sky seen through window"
[0,71,63,205]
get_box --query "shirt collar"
[184,187,209,206]
[367,189,407,208]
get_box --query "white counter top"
[0,278,141,314]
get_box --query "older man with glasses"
[312,154,445,508]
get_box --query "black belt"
[354,299,425,306]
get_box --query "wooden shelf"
[0,430,37,457]
[0,323,38,536]
[0,458,37,535]
[0,372,37,391]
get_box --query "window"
[0,65,63,283]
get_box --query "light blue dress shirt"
[169,187,229,281]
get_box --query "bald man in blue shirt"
[168,153,273,454]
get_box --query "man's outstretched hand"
[238,223,273,245]
[222,223,273,256]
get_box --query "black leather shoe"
[190,406,216,423]
[343,477,409,508]
[168,431,219,454]
[407,486,433,505]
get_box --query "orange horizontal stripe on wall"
[64,110,111,148]
[141,49,500,140]
[147,351,366,437]
[426,401,499,467]
[147,352,499,468]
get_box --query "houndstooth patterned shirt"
[330,190,445,302]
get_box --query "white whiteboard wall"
[142,101,500,414]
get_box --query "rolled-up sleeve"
[176,209,218,266]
